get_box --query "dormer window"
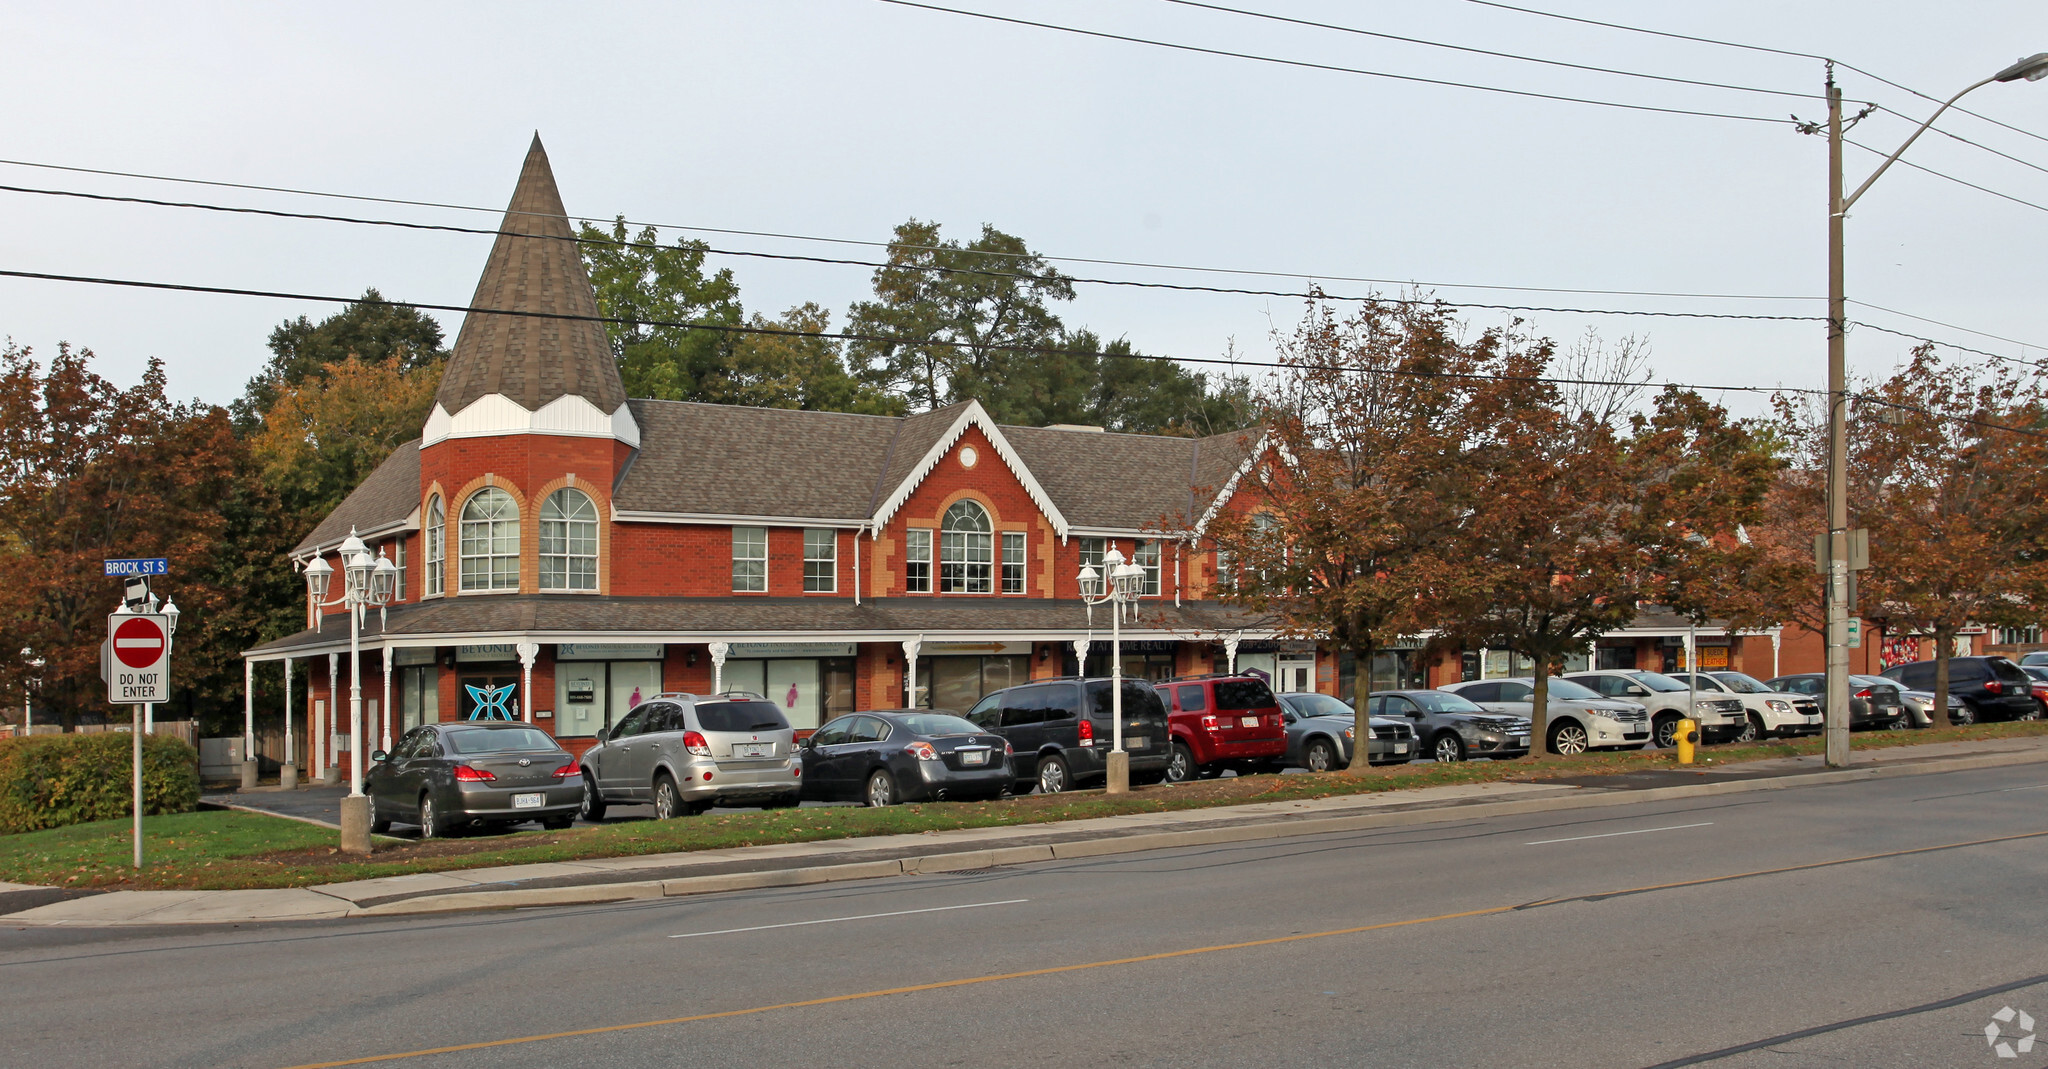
[939,501,993,594]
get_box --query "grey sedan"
[1276,692,1415,770]
[367,722,582,838]
[1370,690,1532,762]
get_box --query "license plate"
[1510,737,1528,746]
[1394,743,1409,754]
[961,749,988,766]
[1240,716,1259,727]
[512,793,544,809]
[1126,737,1147,750]
[734,743,772,758]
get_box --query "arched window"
[939,500,992,594]
[539,488,598,591]
[459,487,520,592]
[424,495,445,597]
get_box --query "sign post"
[109,611,171,869]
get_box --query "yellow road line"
[274,827,2048,1069]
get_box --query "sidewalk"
[12,735,2048,927]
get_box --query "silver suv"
[578,692,801,820]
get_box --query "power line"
[1850,321,2045,371]
[0,182,1831,323]
[1158,0,1834,101]
[1844,137,2048,215]
[1848,300,2048,354]
[0,156,1820,303]
[870,0,1793,124]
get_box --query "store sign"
[921,642,1030,655]
[393,647,437,666]
[565,679,597,704]
[725,643,856,658]
[556,643,664,661]
[456,644,519,663]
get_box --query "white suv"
[1564,669,1747,748]
[1437,677,1650,755]
[1669,671,1822,740]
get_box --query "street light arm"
[1842,74,1998,212]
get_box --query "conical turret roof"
[435,135,627,416]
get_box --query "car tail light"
[905,741,940,761]
[1200,714,1221,732]
[683,730,712,756]
[1986,680,2004,695]
[452,764,494,782]
[1077,718,1095,747]
[1853,688,1872,699]
[1003,740,1014,756]
[551,764,578,779]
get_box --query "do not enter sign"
[107,612,171,703]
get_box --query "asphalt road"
[17,761,2048,1069]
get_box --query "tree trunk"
[1348,639,1375,773]
[1529,655,1551,760]
[1934,624,1953,729]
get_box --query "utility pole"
[1823,68,1851,769]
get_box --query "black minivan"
[1880,656,2041,724]
[966,677,1174,794]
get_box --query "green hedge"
[0,733,200,834]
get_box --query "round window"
[959,445,979,469]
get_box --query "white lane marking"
[669,898,1028,939]
[1526,822,1713,846]
[2000,784,2048,792]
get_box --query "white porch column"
[1224,634,1242,676]
[282,657,297,789]
[1073,638,1091,674]
[323,652,339,783]
[1772,632,1783,678]
[517,642,540,724]
[381,644,396,751]
[902,636,923,708]
[708,641,729,694]
[241,659,258,789]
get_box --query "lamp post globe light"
[1078,547,1148,795]
[304,528,394,854]
[1817,53,2047,769]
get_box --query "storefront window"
[1337,650,1426,699]
[914,655,1031,711]
[724,657,855,730]
[398,663,438,731]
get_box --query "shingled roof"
[292,441,422,555]
[434,135,627,416]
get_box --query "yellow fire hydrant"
[1676,718,1700,765]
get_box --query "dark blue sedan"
[799,711,1015,806]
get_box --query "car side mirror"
[1628,686,1649,697]
[800,736,815,750]
[1281,712,1296,724]
[370,750,389,763]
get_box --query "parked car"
[368,722,582,838]
[1901,686,1969,727]
[1853,674,1953,728]
[1879,657,2042,724]
[2020,665,2048,716]
[1563,669,1746,748]
[799,710,1014,806]
[965,677,1173,794]
[1763,673,1901,730]
[1667,671,1823,739]
[2020,651,2048,669]
[577,692,801,821]
[1273,691,1417,770]
[1367,689,1531,763]
[1437,677,1650,755]
[1155,674,1289,782]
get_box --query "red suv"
[1153,675,1288,783]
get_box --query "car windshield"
[895,714,982,737]
[1710,672,1772,694]
[1286,693,1354,718]
[1545,678,1604,701]
[695,701,790,733]
[1409,692,1486,714]
[1625,672,1690,693]
[444,727,560,754]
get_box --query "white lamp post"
[304,529,393,854]
[1079,547,1148,794]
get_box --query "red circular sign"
[113,616,166,669]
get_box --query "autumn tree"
[249,355,443,527]
[1206,298,1514,771]
[233,288,446,428]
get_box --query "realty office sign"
[107,613,171,704]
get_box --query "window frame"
[423,495,445,598]
[905,528,933,594]
[1079,537,1105,597]
[732,526,768,593]
[457,487,520,593]
[393,536,407,602]
[1134,540,1161,597]
[939,501,993,595]
[538,487,600,592]
[1001,531,1025,594]
[803,528,838,593]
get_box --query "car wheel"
[652,774,683,820]
[1164,743,1197,783]
[1888,708,1912,731]
[369,796,391,835]
[865,770,898,808]
[1037,754,1070,795]
[2018,704,2043,723]
[578,775,607,822]
[1549,721,1590,756]
[541,816,573,831]
[1431,733,1465,763]
[419,792,447,839]
[1303,738,1338,773]
[1736,715,1762,744]
[1652,714,1681,749]
[1951,703,1977,727]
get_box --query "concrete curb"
[322,744,2048,920]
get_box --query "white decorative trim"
[421,394,641,447]
[612,510,867,527]
[870,402,1070,536]
[1191,433,1272,538]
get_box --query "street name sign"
[107,613,171,703]
[103,558,168,577]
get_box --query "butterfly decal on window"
[465,683,518,720]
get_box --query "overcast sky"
[2,1,2042,419]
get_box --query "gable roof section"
[1189,430,1271,537]
[613,400,901,520]
[1003,425,1199,532]
[435,135,627,417]
[292,441,422,556]
[868,401,1071,537]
